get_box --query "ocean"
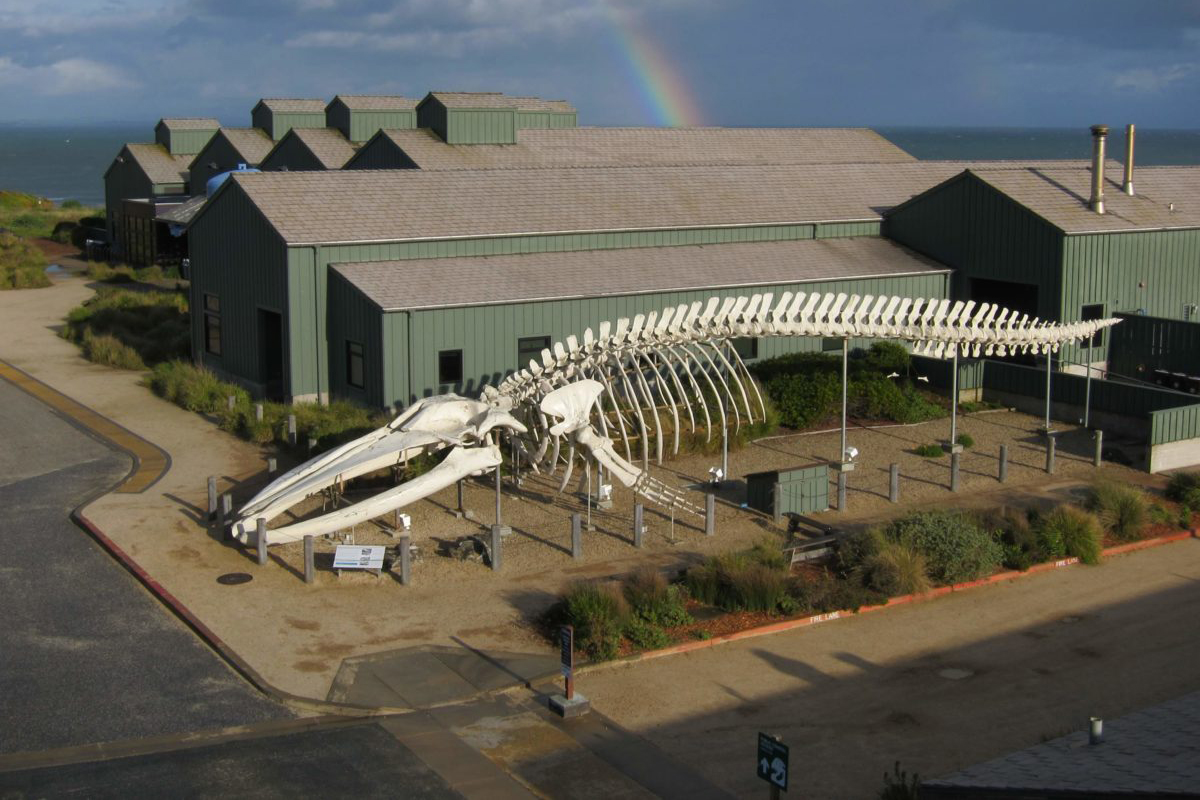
[1,124,1199,209]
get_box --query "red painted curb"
[589,528,1197,672]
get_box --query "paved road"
[0,379,288,754]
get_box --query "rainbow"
[604,3,706,127]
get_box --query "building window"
[346,340,364,389]
[731,337,758,361]
[822,337,843,352]
[1081,304,1105,349]
[203,294,221,356]
[518,335,550,368]
[438,349,463,385]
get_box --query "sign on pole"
[756,733,788,792]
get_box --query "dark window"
[1081,304,1105,349]
[438,349,463,385]
[203,293,221,356]
[346,340,364,388]
[822,337,843,352]
[518,335,550,368]
[731,337,758,361]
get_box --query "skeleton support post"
[705,492,716,536]
[490,525,503,571]
[398,534,411,586]
[889,463,899,503]
[633,503,644,548]
[303,535,315,584]
[837,471,847,513]
[207,476,217,520]
[571,513,582,559]
[999,445,1009,483]
[256,518,267,566]
[1046,434,1057,474]
[950,453,961,492]
[220,493,232,539]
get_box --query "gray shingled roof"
[256,98,326,113]
[281,127,357,169]
[970,165,1200,232]
[227,159,1097,245]
[333,237,949,311]
[157,194,208,224]
[215,127,275,164]
[330,94,417,110]
[924,690,1200,796]
[373,126,915,170]
[158,117,219,130]
[123,143,190,185]
[424,91,575,112]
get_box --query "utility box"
[745,464,830,516]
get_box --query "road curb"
[580,526,1200,673]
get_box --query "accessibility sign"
[756,732,788,791]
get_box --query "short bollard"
[571,513,583,559]
[398,534,411,586]
[999,445,1008,483]
[704,493,716,536]
[1093,430,1103,467]
[950,453,961,492]
[287,414,297,447]
[256,518,267,566]
[1046,435,1056,474]
[633,503,644,548]
[207,476,218,520]
[254,403,264,422]
[889,463,899,503]
[307,437,317,454]
[226,394,236,411]
[490,524,503,571]
[837,470,847,513]
[303,535,315,584]
[267,457,277,474]
[219,493,233,539]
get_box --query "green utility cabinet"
[745,464,830,516]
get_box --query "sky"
[0,0,1198,128]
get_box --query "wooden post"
[207,476,217,520]
[1046,435,1056,474]
[633,503,644,548]
[303,535,314,584]
[950,453,961,492]
[571,513,582,559]
[219,493,232,540]
[256,518,267,566]
[999,444,1008,483]
[398,534,411,586]
[1093,430,1103,467]
[889,463,899,503]
[490,524,503,571]
[287,414,297,447]
[705,492,716,536]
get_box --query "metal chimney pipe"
[1090,125,1108,214]
[1123,124,1135,196]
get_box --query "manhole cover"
[216,572,253,585]
[938,668,974,680]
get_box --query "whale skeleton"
[232,291,1120,545]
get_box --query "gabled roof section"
[210,127,275,165]
[420,91,575,112]
[329,94,416,111]
[112,143,190,185]
[253,98,326,114]
[334,238,949,312]
[157,117,220,131]
[268,127,357,169]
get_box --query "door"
[258,309,284,401]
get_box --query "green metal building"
[325,95,417,143]
[259,127,358,172]
[187,128,274,192]
[415,92,577,144]
[250,98,327,141]
[102,142,190,258]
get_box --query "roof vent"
[1122,124,1135,196]
[1090,125,1108,214]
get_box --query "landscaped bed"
[547,476,1200,665]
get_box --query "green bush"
[1166,473,1200,514]
[1039,506,1103,565]
[147,360,249,413]
[1148,502,1174,526]
[977,507,1041,571]
[835,527,885,576]
[0,231,49,290]
[622,567,692,627]
[764,371,840,429]
[861,540,931,596]
[914,444,944,457]
[80,330,146,370]
[1087,480,1148,542]
[62,287,189,365]
[623,618,671,650]
[789,569,886,614]
[684,543,791,613]
[60,199,82,209]
[561,581,629,661]
[956,433,975,449]
[881,511,1003,586]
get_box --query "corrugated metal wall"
[103,153,153,252]
[382,272,947,407]
[253,110,325,141]
[327,270,384,403]
[1150,404,1200,446]
[516,111,577,129]
[982,359,1194,418]
[346,111,416,142]
[1062,230,1200,320]
[445,109,517,144]
[155,126,217,156]
[190,184,289,391]
[416,101,447,141]
[1109,312,1200,378]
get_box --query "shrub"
[60,199,82,209]
[1087,480,1148,542]
[790,569,886,614]
[622,567,692,627]
[1166,473,1200,513]
[764,371,840,429]
[882,511,1003,585]
[956,433,975,449]
[148,360,247,413]
[561,581,628,661]
[1148,502,1174,526]
[977,507,1041,571]
[62,287,189,366]
[623,618,671,650]
[1039,506,1103,565]
[862,540,932,596]
[0,231,49,290]
[835,527,885,576]
[914,444,944,458]
[80,330,146,370]
[684,544,791,613]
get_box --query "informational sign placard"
[560,626,574,678]
[756,732,788,791]
[332,545,385,570]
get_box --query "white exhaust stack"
[1123,124,1135,196]
[1090,124,1108,214]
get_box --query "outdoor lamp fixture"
[598,483,613,501]
[844,446,859,462]
[708,466,725,485]
[396,512,411,531]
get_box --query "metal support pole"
[840,336,849,462]
[889,463,899,503]
[999,444,1008,483]
[837,470,847,513]
[571,513,582,559]
[721,424,729,485]
[950,349,959,446]
[1044,350,1053,432]
[705,492,716,536]
[490,524,503,571]
[398,534,411,586]
[256,518,267,566]
[1083,357,1093,429]
[585,460,593,531]
[219,493,232,539]
[207,476,217,520]
[494,465,501,527]
[633,503,644,548]
[1046,435,1056,474]
[1093,430,1103,467]
[457,479,464,516]
[950,453,960,492]
[303,535,314,584]
[287,414,297,447]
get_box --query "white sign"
[333,545,385,570]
